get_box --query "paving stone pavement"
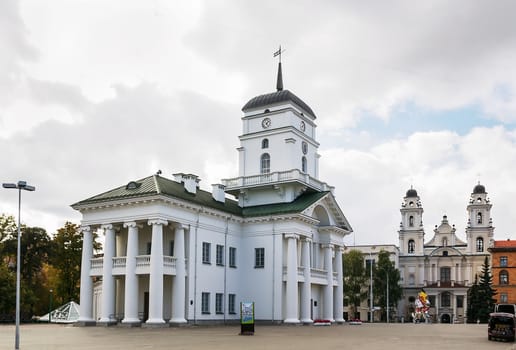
[0,323,514,350]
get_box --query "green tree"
[467,274,480,323]
[2,226,52,318]
[343,249,368,319]
[50,222,83,306]
[373,250,403,322]
[477,256,497,322]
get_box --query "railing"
[136,255,151,268]
[222,169,334,192]
[113,257,126,268]
[90,255,182,276]
[90,257,103,270]
[163,256,177,268]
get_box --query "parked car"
[488,304,516,342]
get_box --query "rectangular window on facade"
[440,267,451,282]
[169,240,174,256]
[429,295,436,307]
[255,248,265,268]
[216,244,224,266]
[201,292,210,314]
[146,242,152,255]
[501,293,508,303]
[456,295,464,308]
[228,294,236,314]
[441,293,451,307]
[202,242,211,264]
[501,256,508,267]
[229,247,237,268]
[215,293,224,314]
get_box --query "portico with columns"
[73,61,352,326]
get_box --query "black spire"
[276,62,283,91]
[273,46,284,91]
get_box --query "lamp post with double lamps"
[2,181,36,350]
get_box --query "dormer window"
[126,181,141,190]
[477,212,482,224]
[262,139,269,149]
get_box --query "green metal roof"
[71,175,242,215]
[242,191,329,217]
[72,175,329,218]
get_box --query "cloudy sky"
[1,0,516,246]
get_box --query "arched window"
[409,216,414,227]
[260,153,270,174]
[301,156,307,172]
[262,139,269,149]
[408,240,415,254]
[500,270,509,285]
[477,212,482,224]
[476,237,484,252]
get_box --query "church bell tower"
[399,187,425,255]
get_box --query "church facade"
[72,64,352,326]
[397,184,494,323]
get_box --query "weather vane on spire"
[273,45,285,62]
[274,45,285,91]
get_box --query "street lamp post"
[49,289,53,323]
[2,181,36,350]
[369,246,375,323]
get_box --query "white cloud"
[1,0,516,246]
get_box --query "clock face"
[262,118,271,129]
[302,141,308,155]
[300,121,306,132]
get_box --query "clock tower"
[222,61,334,207]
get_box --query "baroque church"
[397,183,494,323]
[72,62,352,326]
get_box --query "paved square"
[0,323,505,350]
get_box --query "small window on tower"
[409,216,414,227]
[476,237,484,252]
[262,139,269,149]
[260,153,270,174]
[408,240,415,254]
[477,212,482,224]
[302,156,307,173]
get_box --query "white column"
[99,224,116,323]
[170,224,187,324]
[334,246,344,322]
[78,226,94,323]
[300,238,312,323]
[147,219,167,324]
[122,222,140,324]
[323,244,334,321]
[284,234,299,323]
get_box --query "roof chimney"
[173,173,200,194]
[211,184,226,203]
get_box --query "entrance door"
[441,313,451,323]
[143,292,149,321]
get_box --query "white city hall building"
[397,184,494,323]
[72,64,352,326]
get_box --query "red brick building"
[489,240,516,304]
